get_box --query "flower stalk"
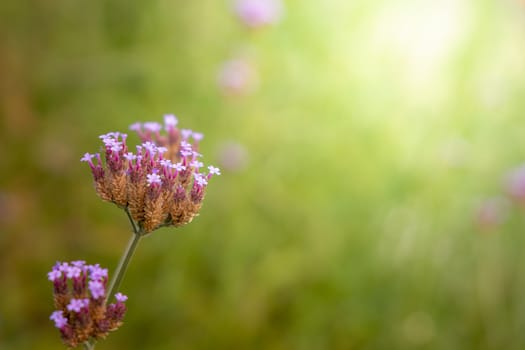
[105,210,143,304]
[51,115,220,349]
[85,209,143,350]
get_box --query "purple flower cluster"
[81,115,220,233]
[48,261,127,348]
[234,0,283,28]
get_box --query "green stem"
[85,208,144,350]
[105,211,143,304]
[125,206,141,235]
[104,231,142,303]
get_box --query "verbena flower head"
[81,115,220,234]
[234,0,283,28]
[48,261,127,348]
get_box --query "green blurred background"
[2,0,525,349]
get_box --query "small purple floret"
[115,292,128,303]
[160,159,172,167]
[192,132,204,142]
[89,265,108,280]
[71,260,86,268]
[67,298,89,313]
[50,310,68,329]
[181,129,193,140]
[144,122,162,133]
[80,153,95,163]
[129,122,142,131]
[89,280,105,299]
[66,266,82,279]
[124,152,136,161]
[190,160,204,169]
[48,269,62,281]
[164,114,178,128]
[173,163,186,172]
[57,262,69,273]
[208,166,221,176]
[193,173,208,187]
[142,141,158,154]
[146,173,162,186]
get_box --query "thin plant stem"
[124,206,141,235]
[104,230,142,303]
[85,208,144,350]
[105,209,143,304]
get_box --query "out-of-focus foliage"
[2,0,525,349]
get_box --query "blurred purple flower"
[475,197,509,230]
[234,0,283,28]
[506,164,525,203]
[217,141,248,172]
[217,58,258,95]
